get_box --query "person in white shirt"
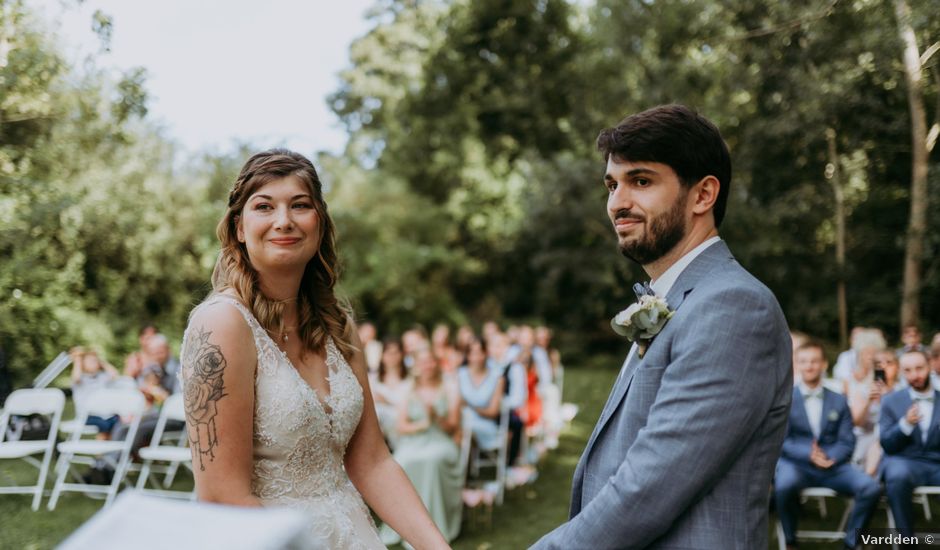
[880,350,940,537]
[775,341,880,550]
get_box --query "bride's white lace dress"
[184,295,385,549]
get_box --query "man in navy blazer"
[533,105,792,549]
[880,350,940,536]
[775,341,880,549]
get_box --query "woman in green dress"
[381,347,463,546]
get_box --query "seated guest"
[431,323,462,376]
[488,332,527,466]
[845,329,886,473]
[380,348,462,545]
[518,348,543,431]
[929,339,940,391]
[833,326,865,382]
[880,350,940,537]
[535,325,564,448]
[358,321,382,377]
[144,333,181,394]
[69,347,120,439]
[775,341,880,550]
[372,338,411,449]
[895,324,928,357]
[123,323,157,378]
[457,338,505,452]
[790,330,809,386]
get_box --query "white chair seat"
[138,446,190,462]
[59,419,99,436]
[57,440,126,455]
[0,441,50,459]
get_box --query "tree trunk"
[893,0,929,329]
[826,128,849,350]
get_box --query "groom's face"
[605,157,689,265]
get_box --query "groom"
[533,105,792,549]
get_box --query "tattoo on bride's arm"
[183,327,228,471]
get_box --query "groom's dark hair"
[596,104,732,228]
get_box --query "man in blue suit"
[533,105,792,549]
[881,349,940,536]
[775,341,880,550]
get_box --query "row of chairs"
[776,486,940,549]
[0,387,193,511]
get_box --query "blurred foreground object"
[59,491,315,550]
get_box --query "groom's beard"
[618,190,688,265]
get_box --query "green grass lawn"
[2,367,938,549]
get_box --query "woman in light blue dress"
[381,348,463,545]
[457,338,505,451]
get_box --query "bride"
[180,149,448,549]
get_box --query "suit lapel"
[926,390,940,446]
[581,241,731,461]
[819,389,834,437]
[791,390,812,436]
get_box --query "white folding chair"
[885,485,940,549]
[135,394,193,499]
[468,402,510,505]
[774,487,852,550]
[48,388,146,509]
[0,388,65,510]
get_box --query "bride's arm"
[343,323,450,550]
[181,302,261,507]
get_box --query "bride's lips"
[270,237,301,246]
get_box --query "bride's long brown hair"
[211,148,356,360]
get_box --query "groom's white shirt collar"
[650,236,722,297]
[620,236,722,375]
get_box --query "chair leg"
[775,520,786,550]
[31,449,55,511]
[136,461,152,490]
[920,494,932,521]
[106,453,132,506]
[163,461,180,489]
[47,453,71,510]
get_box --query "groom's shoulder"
[696,255,781,310]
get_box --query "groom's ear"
[690,176,720,217]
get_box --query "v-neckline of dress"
[213,293,343,423]
[268,332,336,419]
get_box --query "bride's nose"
[274,206,294,231]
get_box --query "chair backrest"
[83,388,147,418]
[146,393,188,449]
[0,388,65,444]
[31,352,72,389]
[2,388,66,416]
[107,377,140,391]
[162,393,186,423]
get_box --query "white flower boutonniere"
[827,410,839,423]
[611,283,674,358]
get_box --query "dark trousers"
[775,458,881,547]
[883,456,940,536]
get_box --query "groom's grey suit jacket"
[533,241,792,549]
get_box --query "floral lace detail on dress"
[184,295,383,550]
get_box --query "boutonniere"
[827,410,839,423]
[611,282,674,358]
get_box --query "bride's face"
[237,176,321,274]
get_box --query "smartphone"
[873,368,886,383]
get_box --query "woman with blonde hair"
[180,149,448,549]
[845,328,887,475]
